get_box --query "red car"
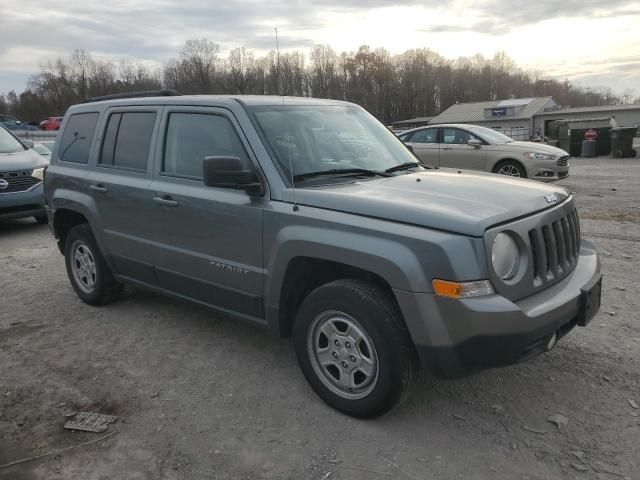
[39,116,64,131]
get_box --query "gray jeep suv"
[44,92,602,418]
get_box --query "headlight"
[524,152,556,161]
[32,168,45,181]
[492,233,519,280]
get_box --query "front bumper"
[0,182,45,221]
[528,162,570,182]
[394,239,600,378]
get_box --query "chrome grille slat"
[0,170,40,194]
[528,208,580,287]
[542,225,557,278]
[556,156,570,167]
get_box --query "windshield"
[467,125,514,144]
[249,105,418,181]
[0,126,26,154]
[33,144,51,155]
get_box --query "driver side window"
[163,113,250,180]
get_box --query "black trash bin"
[610,127,637,158]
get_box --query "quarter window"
[163,113,249,179]
[100,112,156,171]
[59,113,99,163]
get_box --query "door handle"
[153,195,179,207]
[89,184,108,193]
[442,147,453,151]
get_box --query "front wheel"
[293,279,419,418]
[494,160,527,178]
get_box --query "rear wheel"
[494,160,527,178]
[64,224,122,305]
[293,279,419,418]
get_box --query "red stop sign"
[584,129,598,140]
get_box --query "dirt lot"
[1,158,639,480]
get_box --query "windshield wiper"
[293,168,392,181]
[385,161,423,173]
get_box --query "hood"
[0,148,48,172]
[291,170,571,236]
[490,141,569,157]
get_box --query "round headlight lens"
[492,233,519,280]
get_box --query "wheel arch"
[49,191,106,257]
[492,158,527,177]
[272,256,401,339]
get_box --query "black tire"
[293,279,419,418]
[34,215,48,225]
[64,223,123,305]
[493,159,527,179]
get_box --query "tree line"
[0,39,629,124]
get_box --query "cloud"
[0,0,638,93]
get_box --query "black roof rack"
[84,89,183,103]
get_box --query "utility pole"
[275,27,281,96]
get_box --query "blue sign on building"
[491,107,507,116]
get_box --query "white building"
[430,97,556,140]
[429,97,640,140]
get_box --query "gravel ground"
[1,158,639,480]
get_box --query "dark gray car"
[44,93,601,418]
[0,125,48,223]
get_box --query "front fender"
[266,225,427,302]
[263,203,488,335]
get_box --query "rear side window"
[163,113,249,179]
[100,112,156,171]
[58,112,99,163]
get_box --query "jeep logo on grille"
[0,179,8,190]
[544,193,559,203]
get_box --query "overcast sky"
[1,0,639,96]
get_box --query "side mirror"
[467,138,482,148]
[23,139,34,149]
[203,156,262,194]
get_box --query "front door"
[439,127,486,171]
[147,107,267,323]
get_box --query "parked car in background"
[399,124,570,182]
[45,93,600,418]
[40,117,64,131]
[0,124,48,224]
[0,114,40,131]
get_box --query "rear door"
[88,107,162,284]
[438,127,486,171]
[404,128,440,166]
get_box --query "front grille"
[0,170,41,194]
[557,156,570,167]
[528,209,580,286]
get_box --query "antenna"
[287,141,299,211]
[275,27,281,97]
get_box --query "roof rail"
[84,89,183,103]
